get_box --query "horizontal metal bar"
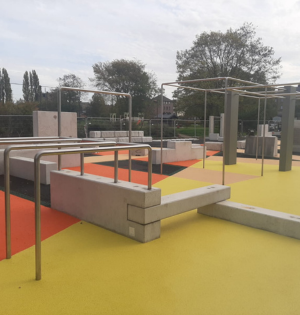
[34,144,152,280]
[0,138,82,145]
[4,141,116,260]
[60,86,131,98]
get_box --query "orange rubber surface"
[0,192,79,261]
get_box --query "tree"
[0,68,13,103]
[22,71,30,102]
[86,94,109,117]
[174,23,281,118]
[58,74,85,113]
[22,70,40,102]
[91,59,158,117]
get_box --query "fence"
[0,115,278,140]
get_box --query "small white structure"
[245,136,278,157]
[89,130,152,143]
[152,140,205,164]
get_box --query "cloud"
[1,0,300,100]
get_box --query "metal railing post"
[114,151,118,183]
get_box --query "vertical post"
[114,151,118,183]
[128,96,132,182]
[4,149,11,259]
[148,148,152,190]
[261,89,267,176]
[194,119,196,137]
[279,86,296,171]
[58,88,62,170]
[174,119,176,138]
[160,86,164,175]
[220,113,225,138]
[80,152,84,175]
[120,116,122,131]
[203,91,207,169]
[222,78,228,185]
[34,155,42,280]
[209,116,214,135]
[256,99,261,160]
[224,89,239,165]
[149,119,151,137]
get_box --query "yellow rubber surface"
[1,157,300,314]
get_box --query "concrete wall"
[293,120,300,153]
[33,111,77,137]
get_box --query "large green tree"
[91,59,158,117]
[174,23,281,119]
[23,70,40,102]
[0,68,13,103]
[58,73,85,114]
[86,94,109,117]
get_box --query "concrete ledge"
[128,185,230,224]
[51,170,161,242]
[205,142,223,151]
[198,200,300,240]
[10,156,57,184]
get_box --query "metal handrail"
[4,141,116,260]
[34,144,152,280]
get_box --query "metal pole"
[256,99,261,160]
[194,119,196,137]
[160,86,164,174]
[203,91,207,169]
[148,147,152,190]
[261,89,267,176]
[80,152,84,175]
[174,119,176,138]
[114,151,118,183]
[58,88,62,170]
[222,78,228,185]
[128,96,132,182]
[4,152,11,259]
[34,156,42,280]
[149,119,151,137]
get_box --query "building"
[151,95,175,117]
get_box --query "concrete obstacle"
[50,169,230,243]
[89,130,152,144]
[245,136,278,157]
[198,200,300,241]
[152,140,205,164]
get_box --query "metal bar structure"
[34,144,152,280]
[58,86,133,181]
[261,88,268,176]
[203,91,207,168]
[256,99,261,160]
[4,141,116,259]
[222,78,228,185]
[160,77,300,184]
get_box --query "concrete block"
[104,138,117,142]
[51,170,161,242]
[102,131,115,138]
[0,148,80,175]
[209,133,219,141]
[117,137,129,142]
[258,124,272,137]
[131,137,143,142]
[131,148,148,156]
[89,131,101,138]
[205,142,223,151]
[198,200,300,241]
[10,156,57,184]
[137,131,144,137]
[128,185,230,224]
[245,136,278,157]
[115,131,128,137]
[237,140,246,149]
[142,137,153,142]
[33,111,77,138]
[131,131,139,137]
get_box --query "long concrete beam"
[198,200,300,240]
[128,185,230,225]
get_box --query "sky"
[1,0,300,100]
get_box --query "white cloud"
[1,0,300,100]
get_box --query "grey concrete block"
[131,137,143,142]
[51,170,161,242]
[89,131,101,138]
[245,136,278,157]
[142,137,153,142]
[198,200,300,241]
[115,131,128,137]
[117,137,129,142]
[102,131,115,138]
[128,185,230,224]
[10,156,57,184]
[205,142,223,151]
